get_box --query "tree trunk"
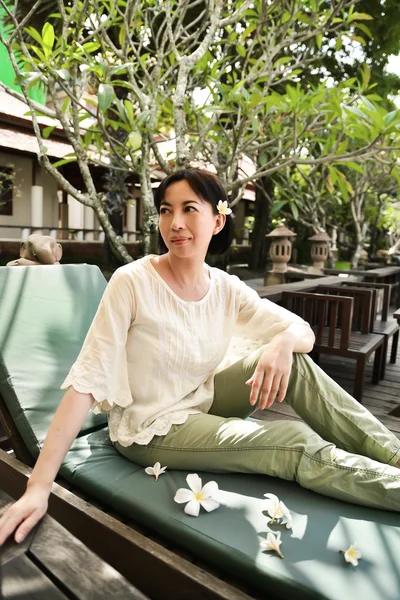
[250,176,274,271]
[103,210,124,269]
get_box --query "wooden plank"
[0,451,256,600]
[28,512,148,600]
[2,553,68,600]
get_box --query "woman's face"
[159,180,225,259]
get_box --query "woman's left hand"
[246,339,294,410]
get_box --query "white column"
[68,194,84,240]
[31,185,43,234]
[126,199,137,242]
[84,205,95,240]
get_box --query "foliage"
[1,0,400,263]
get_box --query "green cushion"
[1,264,399,599]
[0,265,107,456]
[62,429,400,600]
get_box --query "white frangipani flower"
[264,493,292,529]
[340,544,361,566]
[260,532,284,559]
[145,462,167,481]
[216,200,232,215]
[174,474,220,517]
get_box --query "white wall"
[0,152,59,238]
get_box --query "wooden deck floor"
[256,343,400,440]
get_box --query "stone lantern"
[308,231,331,273]
[263,225,297,285]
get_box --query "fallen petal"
[201,481,219,498]
[186,473,202,493]
[184,499,200,517]
[174,488,195,504]
[200,498,220,513]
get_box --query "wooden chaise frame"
[0,392,261,600]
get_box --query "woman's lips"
[171,238,189,245]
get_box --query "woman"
[0,168,399,547]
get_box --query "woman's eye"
[185,206,196,212]
[160,207,169,214]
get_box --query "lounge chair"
[0,265,399,600]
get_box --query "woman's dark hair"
[153,168,234,255]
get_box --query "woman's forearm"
[269,323,315,354]
[27,386,94,493]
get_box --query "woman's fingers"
[261,373,281,410]
[249,368,267,406]
[0,510,25,546]
[277,373,289,403]
[249,368,288,410]
[14,510,43,543]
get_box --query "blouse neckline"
[145,255,215,305]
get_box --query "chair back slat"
[328,302,338,346]
[281,291,353,350]
[337,281,391,322]
[316,285,373,334]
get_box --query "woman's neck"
[166,253,209,288]
[150,253,211,302]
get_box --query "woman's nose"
[171,213,185,229]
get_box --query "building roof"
[0,88,63,129]
[0,125,74,158]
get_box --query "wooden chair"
[318,283,400,379]
[281,291,385,402]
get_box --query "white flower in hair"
[217,200,232,215]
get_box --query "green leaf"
[337,175,349,201]
[24,26,43,47]
[53,157,77,168]
[291,202,299,220]
[82,42,101,53]
[271,200,287,215]
[240,23,257,41]
[365,93,382,101]
[97,84,114,112]
[61,96,70,114]
[250,91,262,108]
[42,22,54,58]
[349,12,373,22]
[384,109,399,127]
[340,161,364,174]
[328,166,338,185]
[315,34,322,49]
[124,100,135,124]
[355,23,373,40]
[128,131,142,151]
[30,45,47,63]
[361,63,371,87]
[42,126,55,138]
[237,44,246,58]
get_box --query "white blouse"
[61,255,303,446]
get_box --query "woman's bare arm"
[0,386,94,545]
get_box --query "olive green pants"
[116,350,400,512]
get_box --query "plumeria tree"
[1,0,400,263]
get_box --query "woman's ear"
[214,213,226,234]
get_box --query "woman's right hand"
[0,484,49,546]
